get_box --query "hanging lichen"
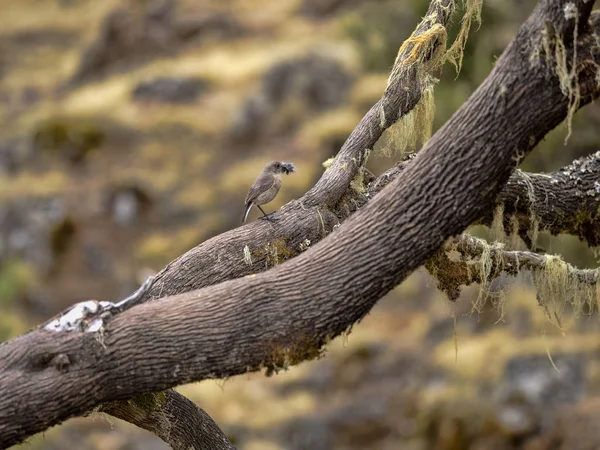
[537,3,589,144]
[532,254,600,329]
[380,0,483,158]
[428,235,600,336]
[445,0,483,74]
[380,77,437,157]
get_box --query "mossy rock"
[49,217,77,257]
[33,118,105,164]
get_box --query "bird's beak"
[280,162,295,175]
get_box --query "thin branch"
[426,233,599,302]
[493,153,600,247]
[304,0,456,206]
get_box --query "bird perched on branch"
[243,161,295,223]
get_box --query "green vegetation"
[0,260,36,309]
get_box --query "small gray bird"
[243,161,295,223]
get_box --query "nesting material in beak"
[280,162,295,175]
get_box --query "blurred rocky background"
[2,0,600,449]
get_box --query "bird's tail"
[242,203,253,223]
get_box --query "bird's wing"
[245,173,275,206]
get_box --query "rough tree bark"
[373,151,600,247]
[101,391,237,450]
[1,0,600,448]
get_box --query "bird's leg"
[257,205,279,222]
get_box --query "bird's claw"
[260,214,279,222]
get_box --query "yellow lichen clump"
[380,80,437,157]
[255,238,296,268]
[322,157,335,170]
[380,0,483,158]
[388,0,483,82]
[350,149,371,194]
[390,24,448,81]
[533,255,600,330]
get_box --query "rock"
[528,398,600,450]
[262,55,352,110]
[113,190,140,227]
[281,417,333,450]
[0,138,31,175]
[328,394,392,444]
[494,402,539,437]
[106,185,153,227]
[503,354,585,407]
[0,198,67,272]
[132,77,209,104]
[229,54,353,143]
[69,0,244,85]
[494,353,586,436]
[279,394,395,449]
[299,0,382,18]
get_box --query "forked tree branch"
[136,0,456,303]
[1,0,600,448]
[372,151,600,248]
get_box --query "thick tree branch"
[2,0,600,447]
[100,391,237,450]
[372,151,600,247]
[492,155,600,247]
